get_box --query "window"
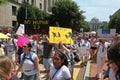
[12,6,17,16]
[12,21,17,27]
[12,21,17,31]
[40,3,42,9]
[31,0,34,5]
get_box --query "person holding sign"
[42,34,54,80]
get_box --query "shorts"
[7,51,16,61]
[90,46,97,50]
[23,73,37,80]
[38,50,43,57]
[43,58,53,70]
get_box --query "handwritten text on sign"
[49,26,73,44]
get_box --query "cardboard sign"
[49,26,73,44]
[16,24,24,36]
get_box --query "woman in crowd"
[50,51,72,80]
[107,41,120,80]
[37,36,44,63]
[0,56,13,80]
[17,42,40,80]
[82,38,91,66]
[55,41,73,74]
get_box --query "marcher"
[89,35,97,61]
[5,33,17,70]
[17,42,40,80]
[82,38,90,66]
[107,41,120,80]
[0,56,19,80]
[31,34,38,53]
[96,39,110,79]
[42,34,53,80]
[37,36,43,63]
[50,51,72,80]
[55,41,73,74]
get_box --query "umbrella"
[0,33,9,39]
[17,36,30,47]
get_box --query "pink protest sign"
[17,36,30,47]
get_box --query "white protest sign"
[16,24,25,36]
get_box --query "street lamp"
[25,0,29,19]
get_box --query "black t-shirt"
[42,41,53,58]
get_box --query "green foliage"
[100,23,108,29]
[108,12,120,33]
[0,0,7,5]
[17,3,49,24]
[49,0,87,32]
[82,21,90,32]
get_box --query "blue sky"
[74,0,120,22]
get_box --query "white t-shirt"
[5,38,17,52]
[50,65,71,80]
[97,42,110,57]
[30,40,38,53]
[21,52,37,75]
[109,68,116,80]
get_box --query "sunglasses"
[23,46,27,48]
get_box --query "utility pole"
[25,0,29,19]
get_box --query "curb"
[83,57,91,80]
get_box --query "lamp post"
[25,0,29,19]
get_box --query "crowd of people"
[0,32,120,80]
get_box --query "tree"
[82,21,90,32]
[108,12,120,33]
[0,0,7,5]
[49,0,86,32]
[17,3,49,24]
[100,23,108,29]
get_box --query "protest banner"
[24,20,49,34]
[49,26,73,44]
[97,29,116,40]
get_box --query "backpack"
[22,51,34,64]
[12,39,16,50]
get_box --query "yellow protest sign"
[49,26,73,44]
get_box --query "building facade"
[0,0,57,33]
[88,17,102,31]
